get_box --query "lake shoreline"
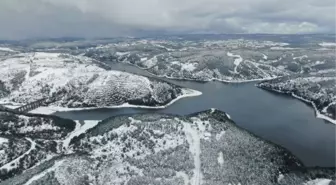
[256,85,336,125]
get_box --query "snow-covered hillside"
[84,38,335,83]
[0,52,200,109]
[0,111,76,182]
[2,110,334,185]
[85,39,293,82]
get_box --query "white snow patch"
[225,113,231,119]
[0,137,8,144]
[0,47,16,52]
[142,56,158,68]
[140,57,148,61]
[18,124,58,133]
[270,47,298,50]
[181,63,198,72]
[115,51,129,56]
[63,120,100,150]
[0,102,23,109]
[29,106,61,115]
[262,54,268,60]
[216,131,226,141]
[182,121,203,185]
[227,52,243,73]
[277,173,284,183]
[128,117,142,124]
[304,179,332,185]
[171,61,180,65]
[313,61,325,65]
[217,151,224,166]
[319,42,336,47]
[293,55,308,60]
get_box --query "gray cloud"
[0,0,334,39]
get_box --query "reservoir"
[54,63,336,167]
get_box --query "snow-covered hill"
[2,110,334,185]
[84,39,293,82]
[0,52,200,109]
[0,111,76,182]
[84,38,335,84]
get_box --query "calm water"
[54,63,336,167]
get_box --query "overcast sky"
[0,0,335,39]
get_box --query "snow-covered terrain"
[62,120,100,150]
[85,39,293,82]
[83,38,335,85]
[26,88,201,115]
[0,35,335,184]
[258,75,336,124]
[0,111,75,138]
[0,111,77,182]
[319,42,336,47]
[2,109,334,185]
[0,52,200,109]
[0,47,16,52]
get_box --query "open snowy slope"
[0,52,200,109]
[3,109,334,185]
